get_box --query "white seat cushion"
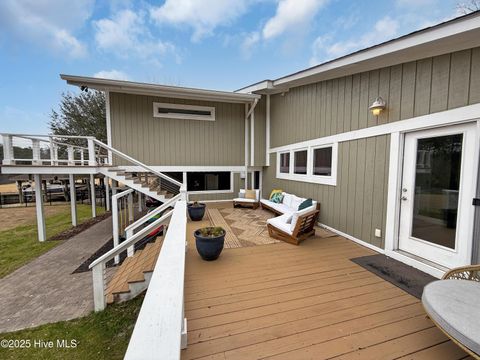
[260,199,295,215]
[267,214,293,235]
[233,198,257,203]
[290,195,305,211]
[423,279,480,355]
[282,193,293,208]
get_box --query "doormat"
[350,254,436,299]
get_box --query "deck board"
[183,219,468,360]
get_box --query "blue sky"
[0,0,462,134]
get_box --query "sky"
[0,0,465,134]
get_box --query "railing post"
[92,262,106,311]
[67,146,75,166]
[32,139,41,165]
[49,137,54,165]
[2,135,14,165]
[80,150,85,166]
[180,186,187,201]
[127,228,134,257]
[112,194,120,264]
[87,138,96,166]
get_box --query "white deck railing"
[124,199,188,360]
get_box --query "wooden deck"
[183,214,471,359]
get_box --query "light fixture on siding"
[369,97,386,116]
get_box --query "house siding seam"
[109,93,246,166]
[264,47,480,248]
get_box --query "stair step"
[105,236,164,305]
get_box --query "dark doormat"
[350,254,437,299]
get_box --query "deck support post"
[105,178,110,211]
[137,192,142,212]
[69,174,77,227]
[90,174,96,218]
[128,192,134,223]
[1,135,14,165]
[92,263,106,311]
[34,174,46,242]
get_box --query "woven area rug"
[207,207,280,248]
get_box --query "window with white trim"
[279,152,290,173]
[276,143,338,186]
[293,150,307,174]
[153,102,215,121]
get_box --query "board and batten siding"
[109,93,246,166]
[264,47,480,248]
[270,47,480,148]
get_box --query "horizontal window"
[187,172,231,192]
[276,143,338,186]
[279,152,290,173]
[153,102,215,121]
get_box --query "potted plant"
[187,201,206,221]
[194,226,225,261]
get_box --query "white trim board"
[119,165,246,172]
[318,223,384,254]
[105,90,113,164]
[269,103,480,153]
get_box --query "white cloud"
[150,0,250,41]
[93,9,176,64]
[262,0,328,40]
[93,70,130,81]
[310,16,399,65]
[0,0,92,58]
[241,31,261,59]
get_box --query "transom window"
[276,143,337,186]
[153,102,215,121]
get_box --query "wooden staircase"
[106,235,164,304]
[100,167,177,202]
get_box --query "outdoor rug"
[350,254,436,299]
[207,207,280,248]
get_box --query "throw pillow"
[271,192,284,204]
[269,189,282,200]
[238,192,245,198]
[245,189,256,200]
[298,198,313,210]
[282,193,292,208]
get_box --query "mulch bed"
[49,212,112,241]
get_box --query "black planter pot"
[188,203,206,221]
[194,229,225,261]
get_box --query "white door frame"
[385,111,480,278]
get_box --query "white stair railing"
[124,194,180,257]
[124,198,188,360]
[89,188,185,311]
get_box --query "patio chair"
[267,209,319,245]
[422,265,480,359]
[233,189,260,209]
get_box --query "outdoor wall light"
[369,97,386,116]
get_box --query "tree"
[49,91,107,146]
[457,0,480,14]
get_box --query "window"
[279,152,290,173]
[313,146,332,176]
[294,150,307,174]
[276,143,338,186]
[187,172,231,192]
[153,102,215,121]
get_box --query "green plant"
[190,201,204,207]
[198,227,225,237]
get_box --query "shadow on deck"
[182,204,471,360]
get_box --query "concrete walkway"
[0,216,112,333]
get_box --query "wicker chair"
[422,265,480,359]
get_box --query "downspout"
[244,98,259,189]
[266,94,270,166]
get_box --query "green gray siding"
[110,93,246,166]
[264,47,480,248]
[270,47,480,148]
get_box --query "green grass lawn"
[0,204,106,278]
[0,295,142,360]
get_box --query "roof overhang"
[61,75,260,104]
[237,11,480,94]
